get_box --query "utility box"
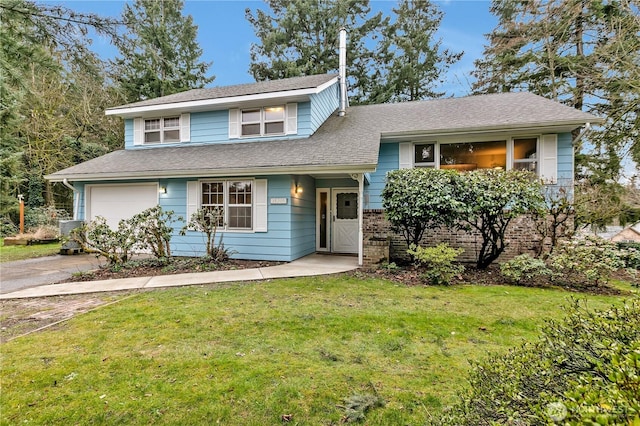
[59,220,83,254]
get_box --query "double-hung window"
[201,180,253,230]
[144,117,180,144]
[241,106,285,137]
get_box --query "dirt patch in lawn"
[1,292,133,343]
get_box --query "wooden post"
[18,195,24,234]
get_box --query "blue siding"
[365,143,398,209]
[309,82,339,133]
[124,119,134,149]
[290,175,317,258]
[556,132,573,188]
[73,175,319,262]
[297,101,312,136]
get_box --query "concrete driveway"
[0,254,104,294]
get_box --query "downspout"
[338,27,347,117]
[62,178,80,220]
[571,122,592,147]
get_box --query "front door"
[332,189,359,253]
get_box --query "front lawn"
[0,275,626,425]
[0,238,60,263]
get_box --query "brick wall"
[362,209,571,266]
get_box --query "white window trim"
[200,179,255,232]
[143,116,181,145]
[403,135,551,179]
[240,105,285,138]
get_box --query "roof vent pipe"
[338,27,347,117]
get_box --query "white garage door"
[87,184,158,228]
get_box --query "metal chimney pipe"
[338,27,347,117]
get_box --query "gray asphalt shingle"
[48,91,600,181]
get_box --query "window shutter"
[540,134,558,184]
[253,179,268,232]
[399,143,412,169]
[133,118,144,145]
[186,181,199,221]
[286,103,298,135]
[180,113,190,142]
[229,109,240,138]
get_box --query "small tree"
[382,168,464,254]
[180,207,231,261]
[70,216,136,265]
[534,186,574,257]
[129,206,177,259]
[457,169,545,269]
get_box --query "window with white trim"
[201,180,253,230]
[241,106,285,137]
[144,116,180,144]
[513,137,538,173]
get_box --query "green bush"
[407,243,464,285]
[129,205,177,259]
[500,254,551,285]
[432,300,640,425]
[549,236,626,287]
[71,216,137,265]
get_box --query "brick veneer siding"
[362,209,571,266]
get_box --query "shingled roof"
[106,73,338,112]
[48,91,599,182]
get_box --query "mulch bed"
[63,257,283,282]
[361,263,632,296]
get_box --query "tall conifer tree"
[113,0,214,102]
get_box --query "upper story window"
[241,106,285,137]
[144,117,180,144]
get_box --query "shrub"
[549,236,625,287]
[407,243,464,285]
[432,300,640,425]
[618,242,640,270]
[24,206,70,231]
[71,216,137,265]
[180,207,235,261]
[457,169,546,269]
[500,254,551,285]
[382,168,464,253]
[129,206,177,259]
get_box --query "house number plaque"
[270,198,288,205]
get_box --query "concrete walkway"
[0,254,359,299]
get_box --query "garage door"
[87,184,158,228]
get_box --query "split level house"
[47,72,601,266]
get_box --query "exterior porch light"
[295,183,303,194]
[159,186,167,194]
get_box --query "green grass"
[0,275,627,425]
[0,238,60,262]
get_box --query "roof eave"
[105,77,339,118]
[45,162,377,182]
[380,119,602,141]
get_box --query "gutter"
[62,179,80,220]
[571,122,592,146]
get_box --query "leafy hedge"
[431,300,640,425]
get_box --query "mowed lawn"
[0,239,60,263]
[0,275,626,425]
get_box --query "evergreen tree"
[473,0,640,181]
[245,0,387,105]
[374,0,462,102]
[0,0,121,220]
[113,0,214,102]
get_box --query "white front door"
[331,189,359,254]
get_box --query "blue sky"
[56,0,496,97]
